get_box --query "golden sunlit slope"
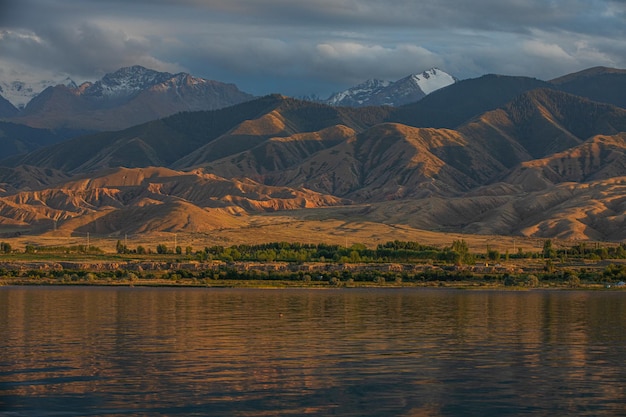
[502,133,626,190]
[190,125,357,181]
[348,123,501,199]
[202,122,506,201]
[0,167,345,235]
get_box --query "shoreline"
[0,278,618,291]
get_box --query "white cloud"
[313,42,441,83]
[522,40,573,61]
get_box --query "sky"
[1,0,625,98]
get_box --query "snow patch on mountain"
[326,79,392,106]
[0,76,77,109]
[410,68,457,95]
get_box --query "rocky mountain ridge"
[0,66,254,131]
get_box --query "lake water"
[1,287,626,416]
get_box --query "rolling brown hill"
[0,166,345,235]
[268,123,504,200]
[296,176,626,241]
[0,165,68,196]
[502,133,626,190]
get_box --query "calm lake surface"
[1,287,626,416]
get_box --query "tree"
[487,249,500,262]
[116,240,127,254]
[595,247,609,260]
[451,239,469,255]
[543,239,556,259]
[526,275,539,287]
[0,242,12,254]
[503,274,516,286]
[451,239,474,265]
[447,250,462,265]
[567,273,580,288]
[156,244,168,254]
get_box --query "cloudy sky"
[1,0,625,98]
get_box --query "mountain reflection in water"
[1,287,626,416]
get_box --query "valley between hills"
[1,66,626,252]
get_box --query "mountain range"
[0,66,459,132]
[0,66,254,131]
[1,66,626,243]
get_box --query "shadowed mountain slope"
[7,96,289,173]
[551,66,626,109]
[0,95,19,118]
[390,74,551,128]
[0,121,87,160]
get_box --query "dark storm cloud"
[1,0,625,97]
[0,0,17,25]
[78,0,624,35]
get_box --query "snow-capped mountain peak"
[324,68,456,107]
[81,65,176,99]
[409,68,457,95]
